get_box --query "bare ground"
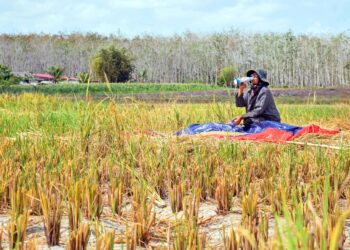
[1,197,350,249]
[109,87,350,103]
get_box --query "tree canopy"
[90,45,133,83]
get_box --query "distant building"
[32,73,79,83]
[32,73,55,82]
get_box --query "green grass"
[0,83,224,95]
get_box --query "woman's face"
[252,73,259,85]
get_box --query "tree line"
[0,31,349,87]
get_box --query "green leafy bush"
[0,64,20,85]
[90,45,133,83]
[218,66,237,86]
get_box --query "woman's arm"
[242,88,271,119]
[235,92,248,107]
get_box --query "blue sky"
[1,0,349,36]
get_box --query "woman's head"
[251,73,259,85]
[246,69,269,86]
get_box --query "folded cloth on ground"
[175,121,339,142]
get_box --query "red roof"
[32,73,54,80]
[32,74,78,81]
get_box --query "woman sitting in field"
[234,69,280,126]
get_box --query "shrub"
[218,66,237,86]
[0,64,19,85]
[90,45,133,83]
[46,65,65,83]
[77,72,90,83]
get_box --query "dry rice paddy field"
[0,93,350,249]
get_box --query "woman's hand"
[237,82,246,97]
[233,116,243,126]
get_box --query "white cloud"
[0,0,349,35]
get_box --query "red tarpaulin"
[208,124,339,143]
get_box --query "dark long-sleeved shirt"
[235,86,280,126]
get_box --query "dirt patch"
[108,87,350,103]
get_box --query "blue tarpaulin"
[176,121,302,136]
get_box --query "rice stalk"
[183,188,201,224]
[169,182,185,213]
[241,191,258,250]
[66,223,91,250]
[222,226,239,250]
[83,179,102,221]
[0,228,2,250]
[96,231,115,250]
[109,177,123,217]
[172,219,206,250]
[7,212,29,250]
[215,177,232,214]
[7,185,29,250]
[39,185,63,246]
[130,184,156,246]
[68,180,84,232]
[25,238,37,250]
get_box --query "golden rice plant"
[27,188,42,216]
[172,223,188,250]
[172,219,206,250]
[222,226,239,250]
[260,177,273,203]
[215,177,232,214]
[83,178,103,221]
[268,184,284,215]
[257,212,269,249]
[122,170,132,197]
[209,177,218,199]
[152,168,167,200]
[199,233,207,250]
[7,213,29,250]
[241,191,258,250]
[183,188,201,224]
[109,177,123,216]
[125,226,137,250]
[171,189,205,249]
[272,189,311,249]
[329,208,350,250]
[169,182,185,213]
[66,223,91,250]
[96,231,115,250]
[0,228,2,250]
[130,184,156,247]
[39,184,63,246]
[311,206,344,249]
[94,219,114,250]
[273,186,348,250]
[0,167,11,210]
[195,174,208,201]
[345,184,350,204]
[311,168,344,249]
[67,180,84,232]
[9,185,28,219]
[25,238,37,250]
[7,185,29,250]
